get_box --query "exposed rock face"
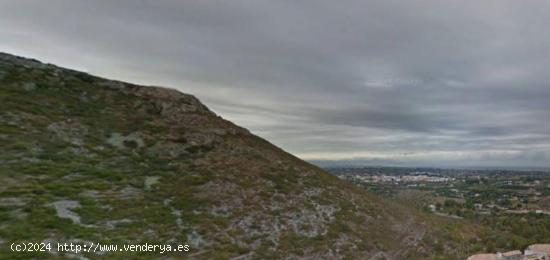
[106,132,145,149]
[0,52,480,259]
[50,200,82,225]
[47,120,89,146]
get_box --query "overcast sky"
[2,0,550,168]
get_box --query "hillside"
[0,52,482,259]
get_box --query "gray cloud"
[1,0,550,167]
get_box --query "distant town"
[328,166,550,259]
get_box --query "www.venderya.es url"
[10,242,190,254]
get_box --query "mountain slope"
[0,53,479,259]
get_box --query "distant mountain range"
[311,159,550,172]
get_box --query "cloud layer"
[2,0,550,167]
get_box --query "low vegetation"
[0,52,492,259]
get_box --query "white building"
[499,250,522,260]
[467,254,497,260]
[525,244,550,257]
